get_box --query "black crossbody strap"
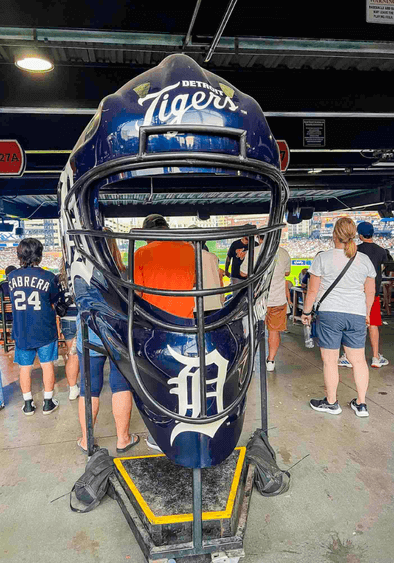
[315,253,357,312]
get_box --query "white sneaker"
[69,385,80,401]
[146,434,162,452]
[338,354,352,368]
[371,354,389,368]
[266,360,275,372]
[350,398,369,418]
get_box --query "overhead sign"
[303,120,325,147]
[367,0,394,24]
[291,260,312,266]
[0,140,25,176]
[277,140,290,172]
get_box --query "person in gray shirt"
[338,221,389,369]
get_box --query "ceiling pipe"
[204,0,238,63]
[183,0,203,48]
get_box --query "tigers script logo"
[136,81,239,130]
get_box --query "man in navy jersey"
[8,238,61,415]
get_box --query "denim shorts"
[61,318,77,341]
[316,311,367,350]
[14,340,58,366]
[77,352,132,397]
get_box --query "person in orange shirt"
[134,214,195,318]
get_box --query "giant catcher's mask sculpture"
[59,54,288,468]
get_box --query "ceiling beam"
[103,201,272,218]
[2,27,394,63]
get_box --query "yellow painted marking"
[224,446,246,516]
[114,446,246,525]
[114,456,162,524]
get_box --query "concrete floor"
[1,320,393,563]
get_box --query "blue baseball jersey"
[8,267,60,350]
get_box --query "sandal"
[77,439,99,455]
[116,434,140,454]
[77,438,88,454]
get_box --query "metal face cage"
[61,123,289,441]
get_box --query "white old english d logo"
[167,345,229,445]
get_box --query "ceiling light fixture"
[15,56,54,73]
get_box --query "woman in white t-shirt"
[301,218,375,418]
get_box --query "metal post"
[81,316,95,456]
[192,467,203,549]
[193,240,205,550]
[195,240,207,416]
[258,320,268,436]
[127,237,135,382]
[205,0,238,62]
[183,0,203,48]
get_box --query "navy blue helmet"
[59,54,288,468]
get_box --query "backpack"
[70,448,115,513]
[54,274,74,317]
[246,429,290,496]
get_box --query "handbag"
[54,293,74,317]
[309,253,357,337]
[246,429,290,496]
[54,298,69,317]
[70,448,115,513]
[54,274,74,317]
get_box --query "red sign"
[0,140,25,176]
[277,140,290,172]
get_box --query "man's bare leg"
[267,330,281,362]
[368,325,379,359]
[41,361,55,392]
[19,365,33,393]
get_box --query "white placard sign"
[367,0,394,24]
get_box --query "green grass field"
[206,243,310,284]
[286,265,307,285]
